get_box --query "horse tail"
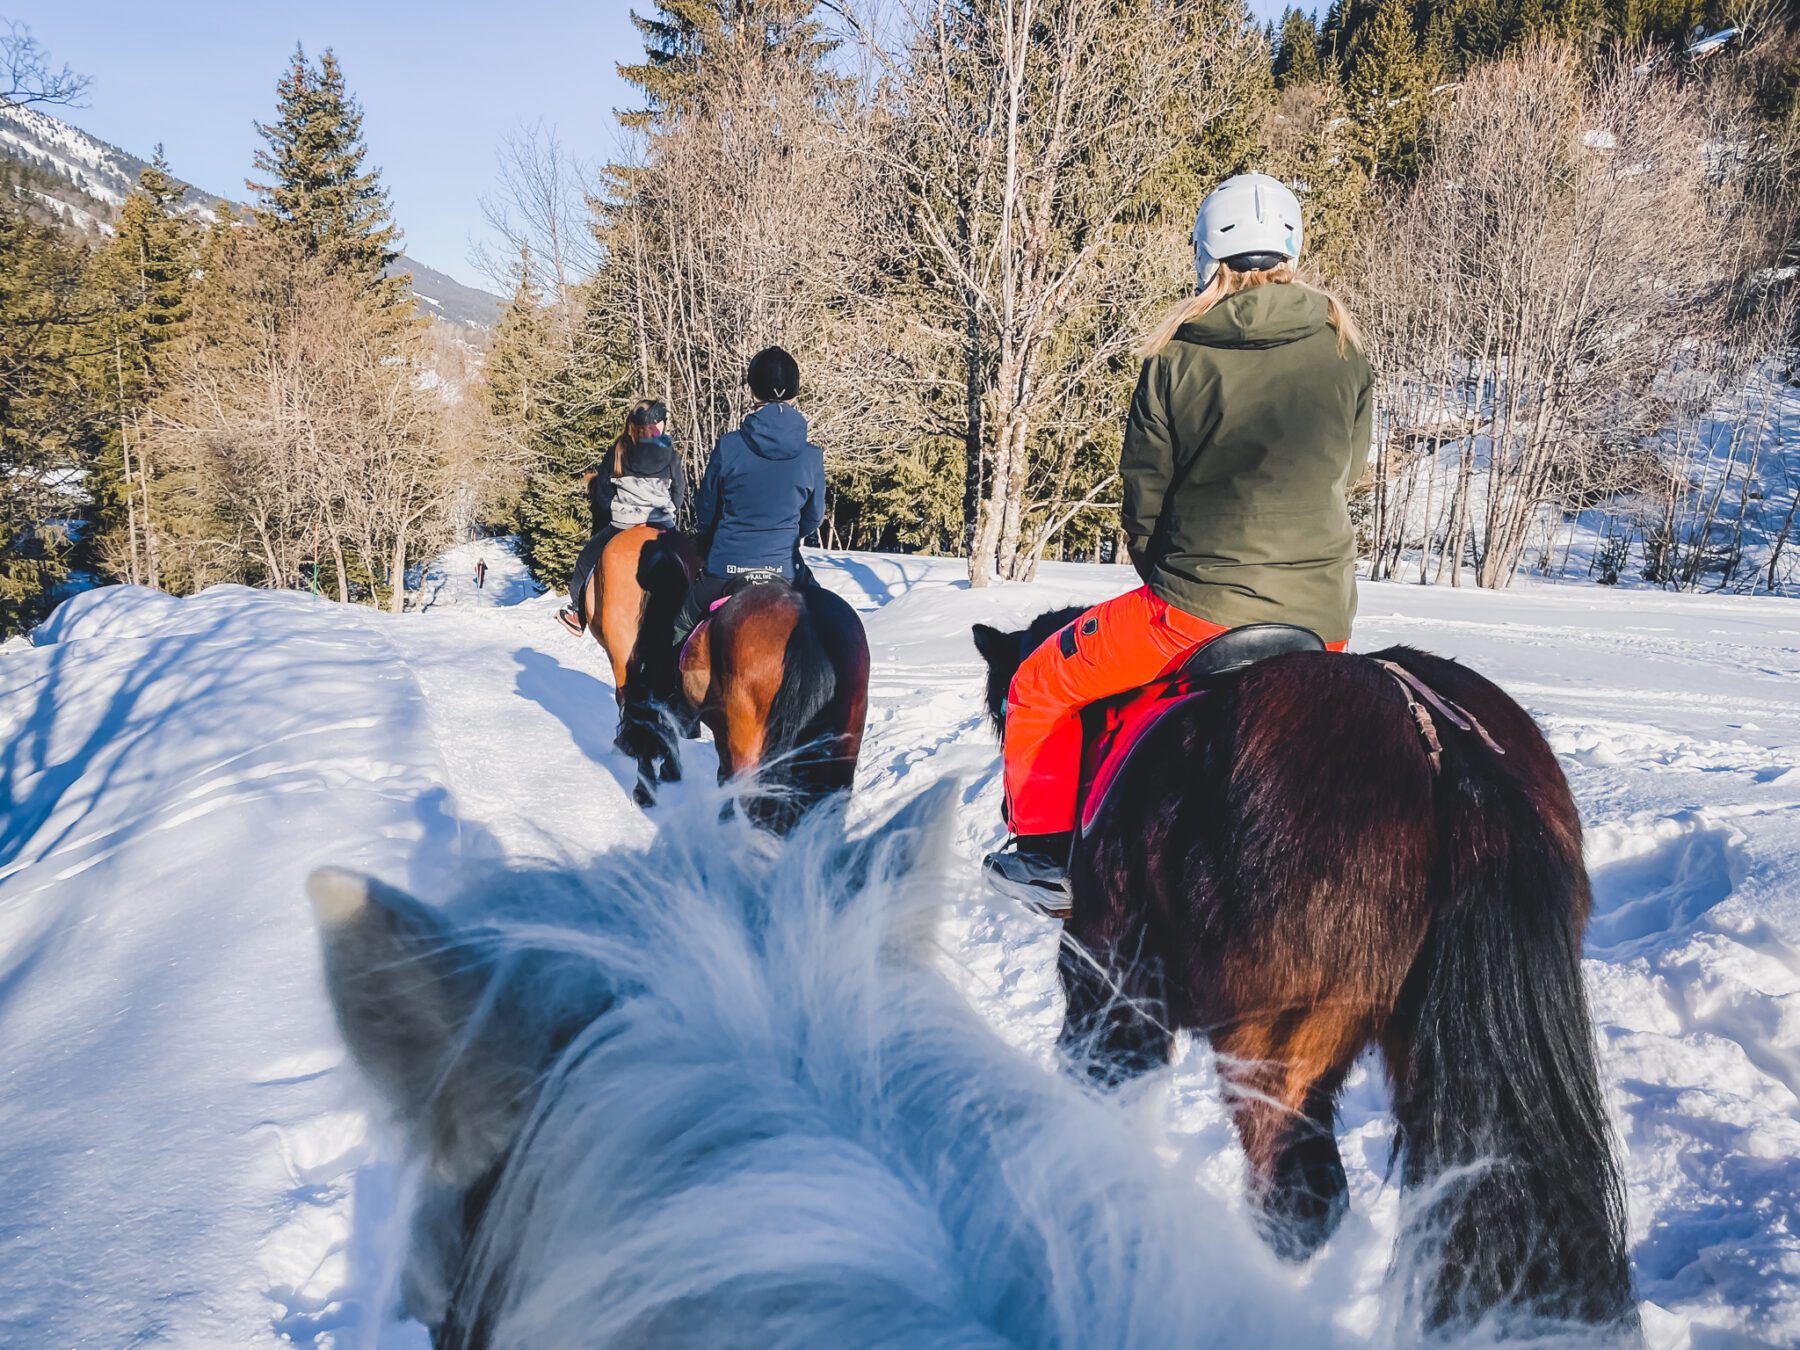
[1376,648,1636,1338]
[754,599,841,829]
[626,538,689,701]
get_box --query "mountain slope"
[0,102,501,331]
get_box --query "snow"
[1687,28,1739,59]
[1376,359,1800,595]
[0,103,135,211]
[3,541,1800,1345]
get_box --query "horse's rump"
[1070,644,1634,1333]
[1079,650,1439,1033]
[681,580,870,831]
[593,526,696,689]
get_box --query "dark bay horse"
[974,610,1636,1340]
[579,525,699,804]
[680,580,870,833]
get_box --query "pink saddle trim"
[680,601,731,670]
[1078,678,1207,835]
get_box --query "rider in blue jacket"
[672,346,826,648]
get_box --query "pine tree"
[616,0,840,129]
[108,151,194,359]
[1610,0,1713,45]
[1344,0,1432,179]
[485,247,553,440]
[1321,0,1377,75]
[90,150,198,587]
[1273,7,1326,88]
[511,285,632,587]
[1266,80,1370,280]
[0,200,99,634]
[248,45,407,306]
[483,246,558,567]
[1422,6,1460,75]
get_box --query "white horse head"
[311,784,1324,1348]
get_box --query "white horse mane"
[316,783,1341,1348]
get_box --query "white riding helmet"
[1192,173,1304,288]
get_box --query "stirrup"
[556,608,584,636]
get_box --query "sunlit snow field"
[1,541,1797,1346]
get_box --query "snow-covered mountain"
[388,254,505,330]
[0,102,502,332]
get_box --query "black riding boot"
[983,831,1074,917]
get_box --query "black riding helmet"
[627,399,669,428]
[746,346,800,403]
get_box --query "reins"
[1375,659,1506,774]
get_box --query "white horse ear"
[308,868,534,1185]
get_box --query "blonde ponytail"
[1140,262,1363,359]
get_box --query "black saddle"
[1178,623,1325,680]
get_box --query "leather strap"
[1376,660,1507,772]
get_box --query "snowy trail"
[2,543,1798,1346]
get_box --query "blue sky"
[22,2,643,289]
[22,2,1293,293]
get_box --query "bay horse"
[973,610,1637,1340]
[679,580,870,834]
[578,525,699,805]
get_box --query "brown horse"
[974,611,1636,1341]
[680,580,870,833]
[579,525,699,804]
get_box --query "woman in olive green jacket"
[985,173,1373,907]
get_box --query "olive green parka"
[1120,284,1372,643]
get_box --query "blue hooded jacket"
[694,402,825,580]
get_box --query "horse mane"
[399,785,1326,1347]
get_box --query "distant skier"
[474,558,488,591]
[557,399,687,636]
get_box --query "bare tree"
[145,231,457,609]
[844,0,1266,584]
[1352,43,1777,589]
[473,121,599,331]
[597,48,889,494]
[1,20,88,108]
